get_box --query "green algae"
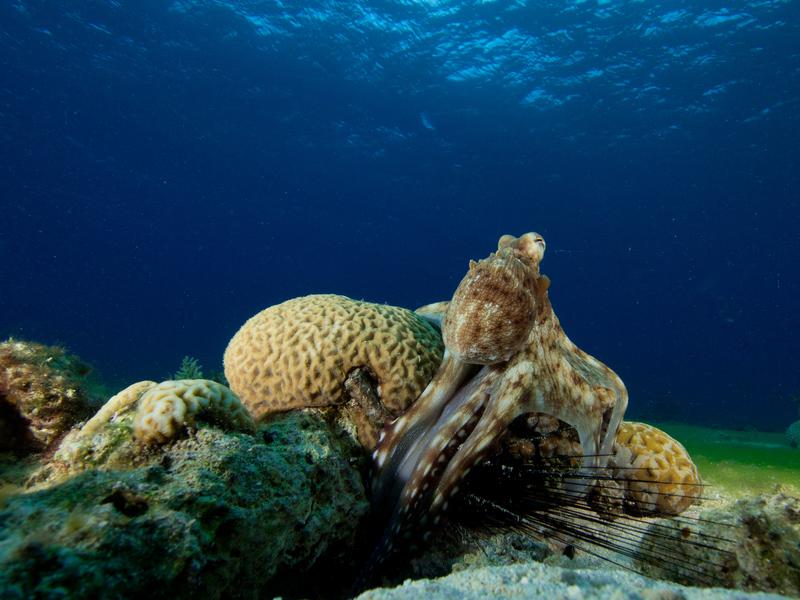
[653,421,800,496]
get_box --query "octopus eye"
[523,232,546,255]
[499,232,546,263]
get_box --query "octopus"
[369,232,629,560]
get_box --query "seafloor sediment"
[356,562,791,600]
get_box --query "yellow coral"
[79,380,156,438]
[133,379,255,444]
[223,294,444,420]
[610,421,701,515]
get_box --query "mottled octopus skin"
[370,232,628,561]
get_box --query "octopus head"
[498,231,546,266]
[443,232,544,365]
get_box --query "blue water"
[1,1,798,431]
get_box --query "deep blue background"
[2,0,798,430]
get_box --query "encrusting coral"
[0,339,97,451]
[79,380,157,439]
[49,381,152,475]
[224,294,444,448]
[133,379,255,444]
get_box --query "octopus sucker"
[367,232,630,572]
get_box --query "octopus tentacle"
[396,374,493,517]
[557,340,629,459]
[519,336,629,493]
[372,351,477,475]
[430,361,534,512]
[367,368,497,569]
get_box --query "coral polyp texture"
[223,294,444,447]
[133,379,255,444]
[0,339,95,451]
[610,421,701,515]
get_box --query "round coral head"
[223,294,444,425]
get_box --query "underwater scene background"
[2,2,799,431]
[2,2,800,598]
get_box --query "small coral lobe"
[133,379,254,444]
[610,421,702,516]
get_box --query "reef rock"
[0,408,369,599]
[0,339,99,452]
[637,490,800,596]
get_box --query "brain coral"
[610,421,701,515]
[224,294,444,445]
[134,379,255,444]
[80,380,157,438]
